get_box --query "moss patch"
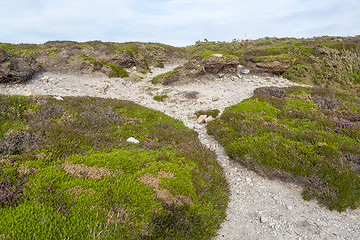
[153,94,168,102]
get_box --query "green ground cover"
[207,86,360,212]
[0,95,228,239]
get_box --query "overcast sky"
[1,0,359,46]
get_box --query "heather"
[0,95,228,239]
[207,86,360,212]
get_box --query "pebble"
[197,115,207,124]
[260,216,269,223]
[41,76,50,82]
[205,116,214,123]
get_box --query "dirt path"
[1,64,359,240]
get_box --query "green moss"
[195,109,220,118]
[108,63,129,78]
[116,46,139,56]
[153,94,168,102]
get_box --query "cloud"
[0,0,359,46]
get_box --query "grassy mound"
[0,95,228,239]
[207,86,360,212]
[185,36,360,90]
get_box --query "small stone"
[237,65,250,75]
[218,73,224,78]
[260,216,268,223]
[96,86,105,93]
[245,177,252,183]
[183,91,199,99]
[127,137,139,144]
[188,114,197,120]
[41,76,50,82]
[205,116,214,124]
[287,205,293,210]
[212,96,220,101]
[197,115,207,124]
[241,68,250,74]
[212,54,223,57]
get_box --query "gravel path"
[1,64,359,240]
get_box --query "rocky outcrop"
[0,48,42,84]
[196,55,239,75]
[0,41,184,84]
[153,54,240,85]
[247,59,293,74]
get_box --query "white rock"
[212,54,223,57]
[96,86,105,93]
[205,116,214,124]
[54,96,64,101]
[241,68,250,74]
[218,73,224,78]
[260,216,269,223]
[127,137,139,144]
[41,76,50,82]
[212,96,220,101]
[197,115,207,124]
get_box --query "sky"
[1,0,359,46]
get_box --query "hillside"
[1,36,360,239]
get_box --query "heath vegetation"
[0,95,228,239]
[207,86,360,212]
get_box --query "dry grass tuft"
[61,161,115,179]
[138,171,194,207]
[18,165,39,176]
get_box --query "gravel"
[1,64,359,240]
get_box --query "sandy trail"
[1,64,359,240]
